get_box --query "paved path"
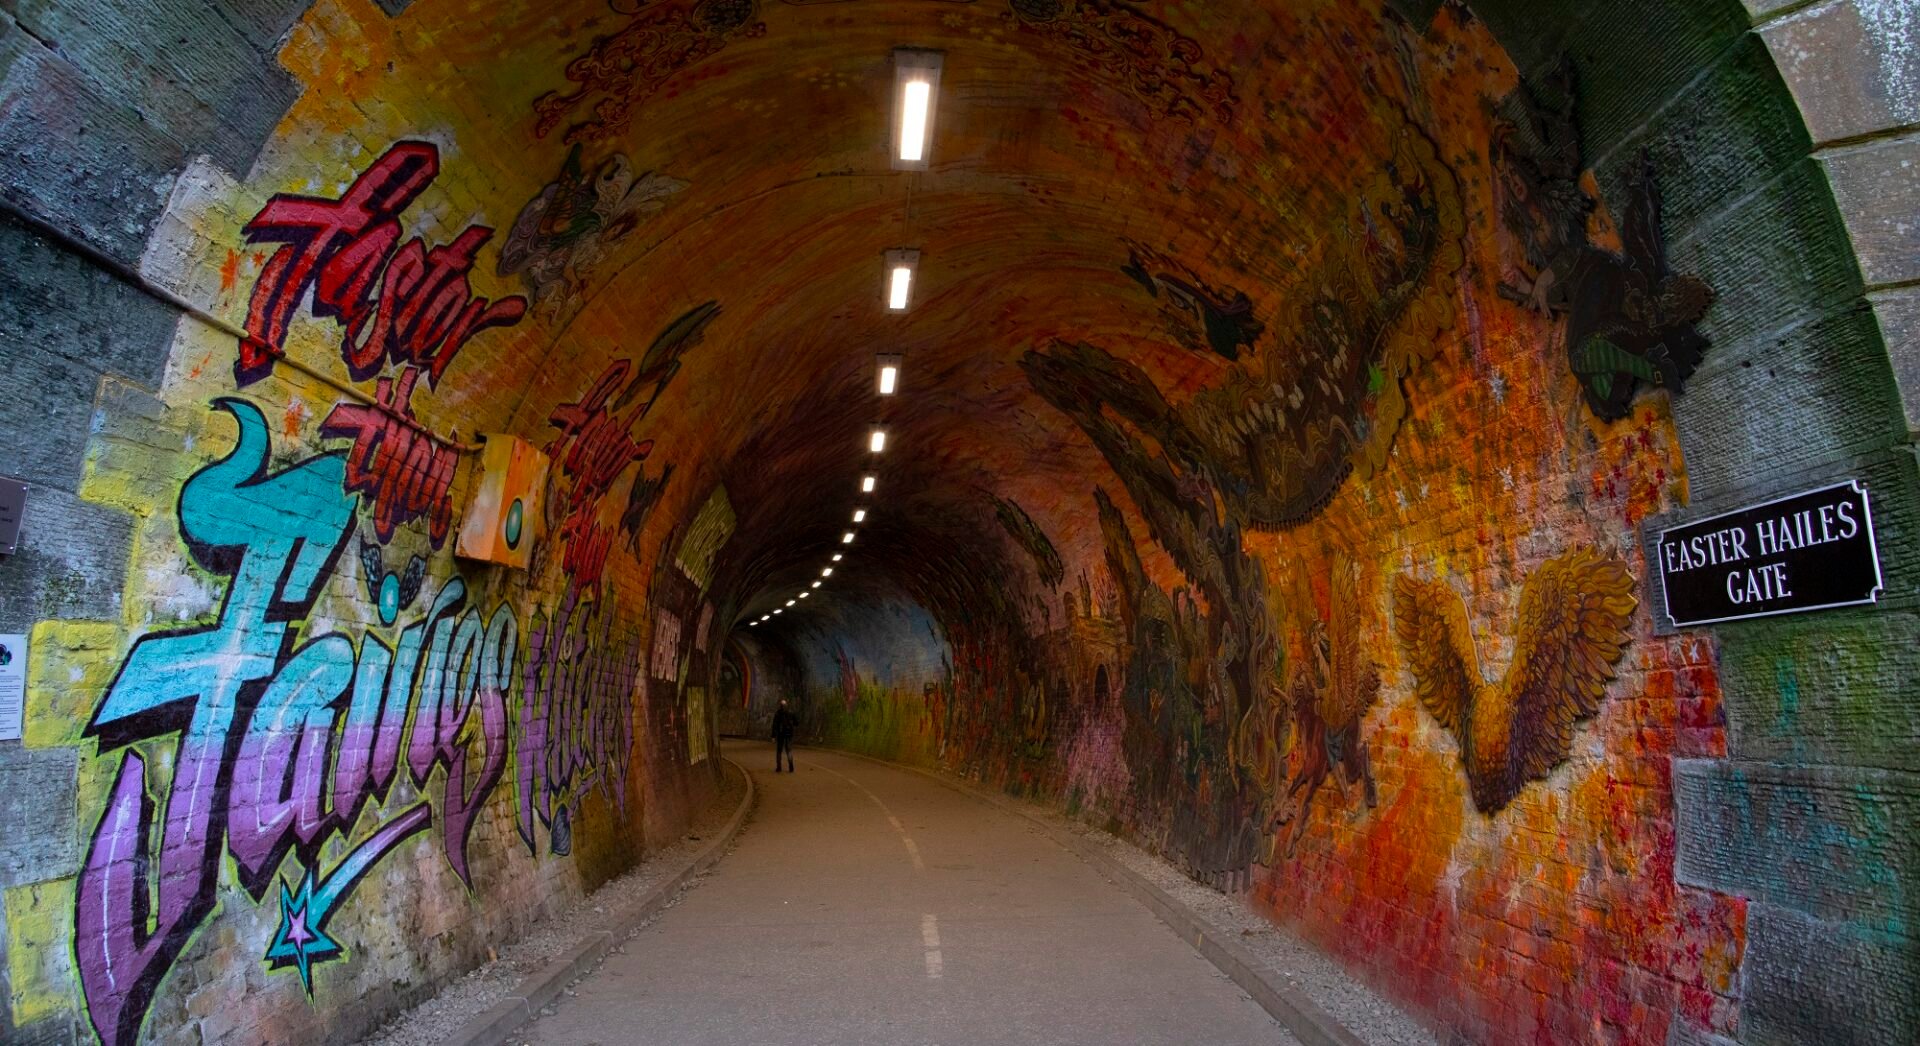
[525,740,1296,1046]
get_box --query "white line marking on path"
[921,914,944,980]
[805,758,926,872]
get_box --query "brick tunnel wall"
[1,1,1915,1045]
[0,3,736,1044]
[767,3,1920,1046]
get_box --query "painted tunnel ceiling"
[8,0,1800,1043]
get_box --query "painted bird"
[1392,547,1636,815]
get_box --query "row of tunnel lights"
[752,50,943,628]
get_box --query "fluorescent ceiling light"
[900,81,930,161]
[869,429,887,453]
[862,475,877,493]
[812,581,822,589]
[892,49,943,170]
[773,608,783,615]
[853,509,867,523]
[799,592,810,599]
[843,531,856,544]
[883,249,919,312]
[786,599,797,607]
[888,266,912,310]
[822,567,834,576]
[877,352,903,395]
[833,553,844,562]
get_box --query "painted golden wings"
[1393,548,1636,814]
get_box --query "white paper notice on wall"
[0,634,25,742]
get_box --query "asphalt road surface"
[524,740,1295,1046]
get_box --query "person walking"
[770,700,797,773]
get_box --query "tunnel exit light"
[843,531,856,544]
[862,475,877,493]
[877,353,903,395]
[892,50,943,170]
[869,429,888,453]
[884,249,919,312]
[853,509,867,523]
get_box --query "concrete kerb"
[444,756,758,1046]
[823,747,1368,1046]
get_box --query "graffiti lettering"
[546,361,653,592]
[543,303,719,588]
[321,367,461,546]
[76,401,522,1044]
[238,141,527,388]
[518,589,641,856]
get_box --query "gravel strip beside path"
[1024,806,1442,1046]
[358,762,749,1046]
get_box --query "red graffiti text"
[238,141,527,387]
[320,368,459,547]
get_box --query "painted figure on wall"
[498,144,688,321]
[1238,555,1383,859]
[1493,64,1716,421]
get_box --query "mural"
[73,402,613,1042]
[21,112,723,1042]
[674,486,738,593]
[1394,547,1637,814]
[1001,0,1237,122]
[498,144,688,321]
[542,301,722,592]
[1492,65,1716,420]
[1236,554,1382,859]
[7,1,1776,1044]
[991,495,1064,590]
[1120,241,1264,361]
[534,0,770,143]
[236,141,528,550]
[783,8,1742,1044]
[535,0,1232,144]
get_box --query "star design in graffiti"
[266,869,343,994]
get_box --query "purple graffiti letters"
[517,588,640,855]
[79,399,357,1045]
[76,400,522,1043]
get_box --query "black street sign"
[1656,479,1883,628]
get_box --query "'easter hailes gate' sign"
[1657,480,1883,628]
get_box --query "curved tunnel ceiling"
[297,0,1501,641]
[16,0,1920,1042]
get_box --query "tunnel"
[1,0,1916,1042]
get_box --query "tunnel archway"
[1,1,1913,1043]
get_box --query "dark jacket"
[770,707,798,740]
